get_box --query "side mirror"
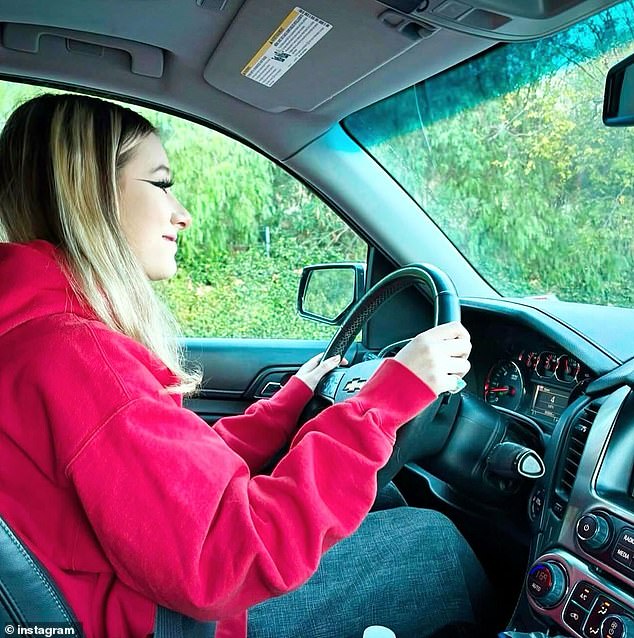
[604,51,634,126]
[297,263,365,325]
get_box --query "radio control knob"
[577,513,611,550]
[601,615,634,638]
[526,561,567,608]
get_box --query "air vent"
[556,401,599,502]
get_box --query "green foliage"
[2,0,633,344]
[156,246,349,339]
[345,2,634,308]
[0,82,365,338]
[302,268,357,323]
[147,117,367,338]
[142,108,367,338]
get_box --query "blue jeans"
[247,506,493,638]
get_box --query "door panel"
[182,337,364,424]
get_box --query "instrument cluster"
[483,350,593,428]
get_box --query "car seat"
[0,514,80,629]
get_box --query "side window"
[149,112,367,339]
[0,82,367,339]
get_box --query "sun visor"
[203,0,438,113]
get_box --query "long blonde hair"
[0,93,200,394]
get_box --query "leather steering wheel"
[311,263,462,491]
[319,264,460,363]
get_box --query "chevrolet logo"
[343,378,367,393]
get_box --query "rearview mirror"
[603,51,634,126]
[297,263,365,325]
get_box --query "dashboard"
[517,386,634,638]
[367,286,634,638]
[431,307,634,638]
[459,313,634,638]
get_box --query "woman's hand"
[295,353,346,392]
[394,321,471,396]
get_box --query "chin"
[147,261,178,281]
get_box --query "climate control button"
[571,581,597,610]
[601,615,634,638]
[586,596,627,637]
[527,561,567,608]
[563,601,588,634]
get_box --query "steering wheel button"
[571,582,597,610]
[317,371,345,399]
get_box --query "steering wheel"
[309,263,462,492]
[320,264,460,362]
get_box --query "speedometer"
[484,360,524,411]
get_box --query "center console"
[512,385,634,638]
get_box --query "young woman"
[0,94,489,638]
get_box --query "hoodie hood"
[0,240,93,338]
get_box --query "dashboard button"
[577,513,612,550]
[530,487,545,520]
[612,545,633,568]
[563,601,588,634]
[578,515,598,540]
[571,582,597,610]
[601,615,634,638]
[586,597,626,638]
[552,498,565,518]
[528,564,552,597]
[526,561,567,608]
[618,529,634,551]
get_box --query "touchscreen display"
[530,384,571,424]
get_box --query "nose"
[170,194,192,230]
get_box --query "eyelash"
[150,179,174,192]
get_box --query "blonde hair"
[0,93,200,394]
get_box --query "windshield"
[345,2,634,308]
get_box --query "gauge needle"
[489,387,510,393]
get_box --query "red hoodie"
[0,240,437,638]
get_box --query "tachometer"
[536,351,558,378]
[555,355,580,383]
[484,360,524,411]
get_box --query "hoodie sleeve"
[211,376,313,472]
[59,324,436,621]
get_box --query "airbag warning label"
[242,7,332,87]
